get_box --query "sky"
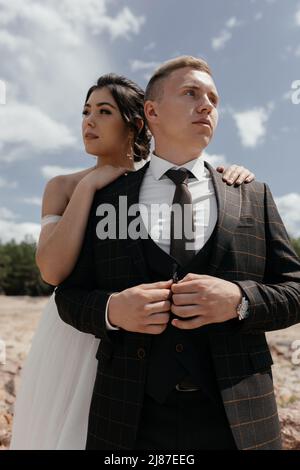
[0,0,299,243]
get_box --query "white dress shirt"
[105,152,218,330]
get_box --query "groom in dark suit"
[55,56,300,450]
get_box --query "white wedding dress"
[10,215,100,450]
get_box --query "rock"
[1,296,300,450]
[279,407,300,450]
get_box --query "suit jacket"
[55,161,300,450]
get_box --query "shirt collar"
[149,151,205,181]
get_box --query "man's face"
[149,67,219,153]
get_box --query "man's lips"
[192,120,212,130]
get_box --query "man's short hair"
[144,56,212,102]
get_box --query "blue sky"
[0,0,299,242]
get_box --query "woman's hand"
[81,164,127,192]
[216,164,255,186]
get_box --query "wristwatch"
[236,297,250,321]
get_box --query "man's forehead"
[168,67,217,91]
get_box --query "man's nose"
[196,97,213,114]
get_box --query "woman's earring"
[124,135,135,171]
[126,136,134,161]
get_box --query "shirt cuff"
[105,293,120,330]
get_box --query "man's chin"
[192,136,211,152]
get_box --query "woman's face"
[82,87,131,161]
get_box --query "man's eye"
[185,90,195,96]
[82,110,89,115]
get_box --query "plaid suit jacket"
[55,161,300,450]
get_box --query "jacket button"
[137,347,146,359]
[175,343,184,353]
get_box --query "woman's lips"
[85,132,99,140]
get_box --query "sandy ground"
[1,295,300,450]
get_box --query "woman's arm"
[36,165,124,286]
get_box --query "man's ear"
[144,100,158,124]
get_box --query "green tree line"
[0,237,300,296]
[0,237,53,296]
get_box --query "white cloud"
[275,193,300,237]
[22,197,42,206]
[0,103,77,153]
[130,59,161,81]
[130,60,160,72]
[231,106,271,148]
[0,0,144,163]
[203,151,229,168]
[0,206,40,243]
[212,30,232,51]
[98,6,145,40]
[0,219,40,243]
[226,17,239,28]
[295,5,300,26]
[0,176,18,188]
[0,30,32,51]
[212,16,241,51]
[0,0,145,43]
[41,165,85,179]
[0,207,17,220]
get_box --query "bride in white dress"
[10,73,254,450]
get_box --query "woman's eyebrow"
[83,102,117,109]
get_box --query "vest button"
[137,347,146,359]
[175,343,184,353]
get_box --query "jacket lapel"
[124,160,242,279]
[125,161,151,282]
[205,161,241,275]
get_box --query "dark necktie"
[165,168,195,266]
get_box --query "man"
[55,56,300,450]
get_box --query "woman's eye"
[99,109,111,115]
[82,110,88,115]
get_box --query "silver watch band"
[236,297,249,320]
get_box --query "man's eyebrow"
[83,102,117,109]
[180,84,219,99]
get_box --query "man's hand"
[170,273,242,330]
[108,280,172,334]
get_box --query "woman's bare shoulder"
[42,167,94,216]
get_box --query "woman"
[10,73,255,450]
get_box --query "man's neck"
[153,144,204,166]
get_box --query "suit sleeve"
[54,209,116,342]
[234,183,300,334]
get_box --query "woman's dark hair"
[85,74,151,161]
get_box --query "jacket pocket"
[237,216,254,228]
